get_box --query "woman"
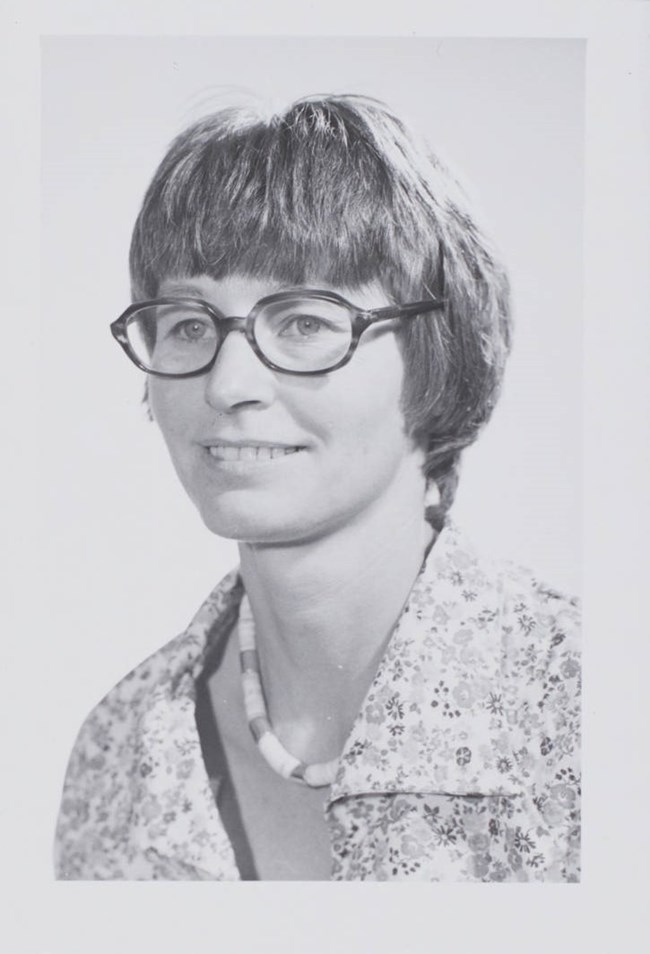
[55,94,580,881]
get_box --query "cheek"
[346,337,407,429]
[311,339,410,460]
[148,381,197,446]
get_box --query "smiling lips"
[205,444,304,462]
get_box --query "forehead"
[157,274,392,311]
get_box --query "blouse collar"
[174,521,522,802]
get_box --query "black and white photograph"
[3,2,649,951]
[46,35,582,883]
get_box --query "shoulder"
[499,559,580,633]
[435,520,580,656]
[54,567,241,878]
[61,627,194,771]
[475,538,581,717]
[497,559,581,694]
[422,521,581,719]
[53,632,188,878]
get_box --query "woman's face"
[148,273,427,544]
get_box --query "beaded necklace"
[236,526,437,788]
[237,593,339,787]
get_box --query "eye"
[171,318,212,340]
[157,313,216,343]
[278,314,329,337]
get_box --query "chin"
[195,496,308,545]
[195,492,355,547]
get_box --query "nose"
[203,327,277,413]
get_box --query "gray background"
[41,33,584,837]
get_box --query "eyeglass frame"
[110,288,446,378]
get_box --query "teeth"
[207,445,302,461]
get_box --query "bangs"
[130,99,442,300]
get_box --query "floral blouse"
[55,522,581,881]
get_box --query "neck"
[237,494,434,761]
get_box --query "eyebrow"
[158,283,207,297]
[156,280,291,301]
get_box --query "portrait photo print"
[42,36,583,882]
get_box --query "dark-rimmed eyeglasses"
[110,289,445,377]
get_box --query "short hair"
[130,94,512,526]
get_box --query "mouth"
[204,444,306,462]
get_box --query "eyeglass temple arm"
[364,298,445,324]
[366,245,447,324]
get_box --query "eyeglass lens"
[124,298,355,374]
